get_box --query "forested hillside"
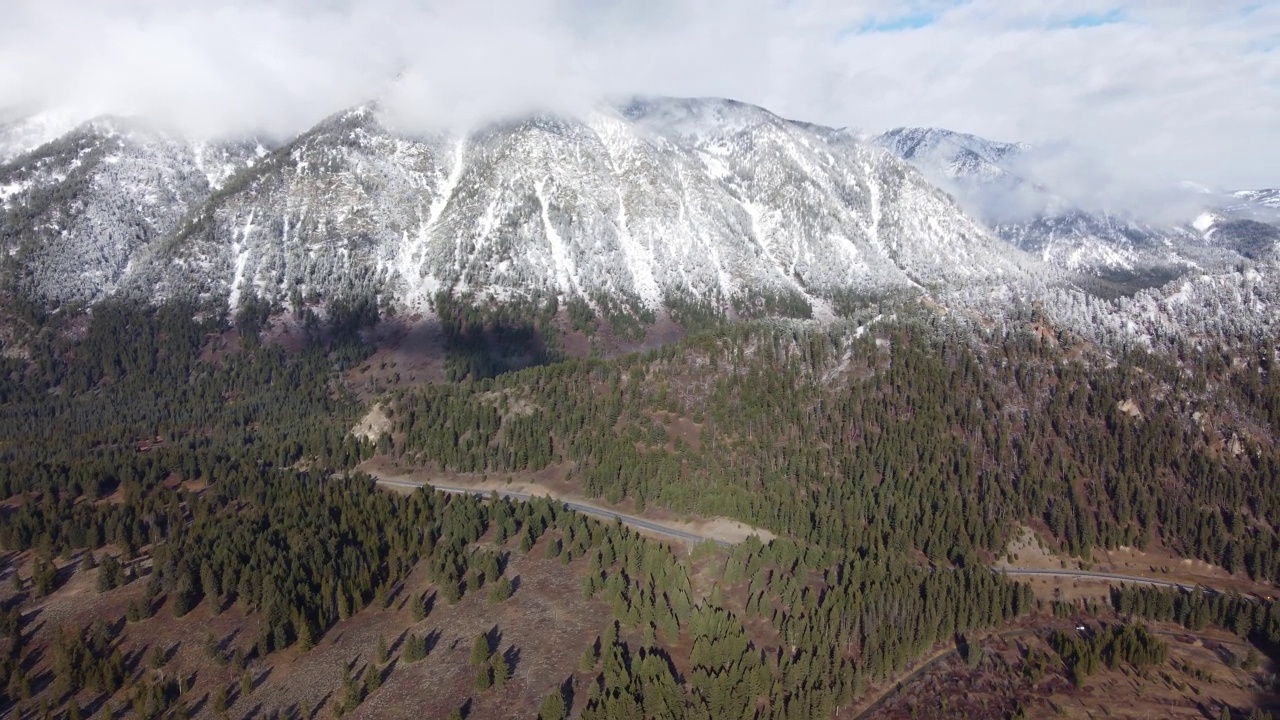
[0,296,1276,718]
[390,311,1280,580]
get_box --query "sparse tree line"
[1112,585,1280,657]
[1048,623,1168,687]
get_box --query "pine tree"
[404,633,428,663]
[580,645,597,673]
[340,666,364,713]
[538,688,567,720]
[297,616,317,651]
[97,554,124,592]
[1243,646,1260,671]
[410,592,428,621]
[492,652,511,689]
[211,687,228,714]
[474,665,492,691]
[470,634,491,667]
[487,577,514,604]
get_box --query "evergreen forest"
[0,295,1276,718]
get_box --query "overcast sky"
[1,0,1276,190]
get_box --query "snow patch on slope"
[228,211,255,311]
[613,187,661,307]
[535,177,584,299]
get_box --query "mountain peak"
[875,126,1028,163]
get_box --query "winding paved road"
[374,478,733,547]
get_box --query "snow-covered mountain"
[0,117,264,303]
[872,127,1029,193]
[0,111,84,166]
[121,98,1040,318]
[1190,212,1280,263]
[1233,189,1280,211]
[1226,189,1280,232]
[0,97,1274,352]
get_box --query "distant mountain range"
[1,97,1276,348]
[869,126,1278,279]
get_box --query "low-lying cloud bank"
[2,0,1276,201]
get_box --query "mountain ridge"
[94,99,1041,317]
[0,97,1275,353]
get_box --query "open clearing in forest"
[870,620,1278,719]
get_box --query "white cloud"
[828,1,1280,193]
[0,0,1276,192]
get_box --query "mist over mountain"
[871,125,1280,284]
[0,95,1277,355]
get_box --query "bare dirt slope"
[2,532,612,719]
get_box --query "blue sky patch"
[1054,8,1126,29]
[848,12,937,35]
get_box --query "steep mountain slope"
[866,130,1280,350]
[137,99,1038,317]
[995,211,1203,280]
[0,118,262,303]
[138,107,455,310]
[620,99,1035,297]
[0,99,1272,353]
[1190,212,1280,262]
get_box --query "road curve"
[374,478,733,548]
